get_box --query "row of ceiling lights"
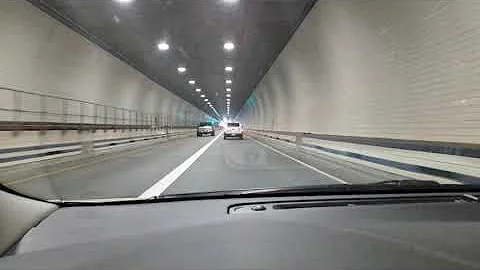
[173,41,234,117]
[113,0,237,118]
[115,0,238,4]
[224,42,234,116]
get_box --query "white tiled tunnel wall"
[239,0,480,144]
[0,0,208,127]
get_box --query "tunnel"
[1,0,480,267]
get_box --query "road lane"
[8,135,217,200]
[163,134,412,195]
[250,134,411,184]
[6,131,413,201]
[139,132,224,198]
[162,136,341,195]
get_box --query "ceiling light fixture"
[225,66,233,72]
[200,94,205,98]
[226,80,232,84]
[195,88,201,92]
[226,88,232,92]
[114,0,134,4]
[224,42,235,51]
[226,94,231,97]
[157,42,169,51]
[204,99,209,102]
[227,98,231,101]
[188,80,196,85]
[177,67,187,73]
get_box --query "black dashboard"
[2,192,480,270]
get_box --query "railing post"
[93,104,97,125]
[122,109,125,132]
[12,91,22,136]
[162,114,165,133]
[127,110,130,131]
[40,95,47,123]
[166,115,169,135]
[148,114,151,131]
[92,104,97,133]
[81,140,94,154]
[38,95,47,136]
[295,132,303,146]
[61,99,67,135]
[104,105,108,132]
[113,107,116,132]
[79,102,84,133]
[62,100,67,123]
[13,91,22,122]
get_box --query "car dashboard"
[1,192,480,270]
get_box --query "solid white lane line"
[251,137,350,184]
[138,132,224,198]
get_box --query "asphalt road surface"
[6,132,408,201]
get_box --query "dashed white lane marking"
[138,132,224,198]
[251,136,350,185]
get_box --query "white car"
[197,122,215,137]
[224,122,243,139]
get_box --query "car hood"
[2,196,480,270]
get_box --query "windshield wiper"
[54,181,475,206]
[368,179,441,186]
[145,181,460,200]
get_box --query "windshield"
[0,0,479,203]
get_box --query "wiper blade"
[58,182,477,207]
[368,179,441,186]
[147,181,454,201]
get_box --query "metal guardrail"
[0,121,197,132]
[0,87,198,131]
[248,129,480,184]
[0,121,151,131]
[0,130,195,167]
[250,129,480,158]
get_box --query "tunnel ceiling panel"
[29,0,316,118]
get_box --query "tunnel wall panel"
[239,1,480,144]
[0,0,207,125]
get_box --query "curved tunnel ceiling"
[29,0,316,119]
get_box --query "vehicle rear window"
[199,122,211,126]
[228,123,240,127]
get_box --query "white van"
[224,122,243,139]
